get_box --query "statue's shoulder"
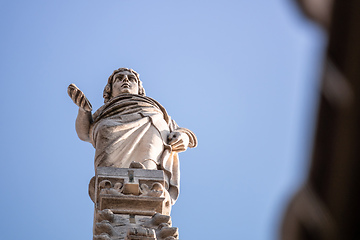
[92,104,105,121]
[139,95,171,124]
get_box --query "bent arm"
[75,108,93,142]
[175,128,197,148]
[68,83,94,142]
[168,119,198,152]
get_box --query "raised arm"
[68,84,93,142]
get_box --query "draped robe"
[89,94,196,203]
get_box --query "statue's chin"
[120,88,137,95]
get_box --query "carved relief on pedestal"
[92,168,179,240]
[89,167,172,216]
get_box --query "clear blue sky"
[0,0,325,239]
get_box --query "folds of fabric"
[89,94,185,203]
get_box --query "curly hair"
[103,68,146,103]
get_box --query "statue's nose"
[122,76,129,82]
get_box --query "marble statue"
[68,68,197,204]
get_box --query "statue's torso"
[90,94,171,169]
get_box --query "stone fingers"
[76,90,84,106]
[67,83,92,111]
[68,84,82,105]
[80,94,86,108]
[67,83,76,97]
[171,139,186,152]
[79,93,92,111]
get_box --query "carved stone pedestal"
[89,167,179,240]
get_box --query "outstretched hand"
[168,131,189,153]
[67,83,92,112]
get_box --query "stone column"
[89,167,179,240]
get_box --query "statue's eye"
[114,76,123,82]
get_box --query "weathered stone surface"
[91,168,179,239]
[69,68,197,239]
[68,68,197,204]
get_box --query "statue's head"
[103,68,146,103]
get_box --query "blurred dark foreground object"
[281,1,360,240]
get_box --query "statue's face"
[111,71,139,96]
